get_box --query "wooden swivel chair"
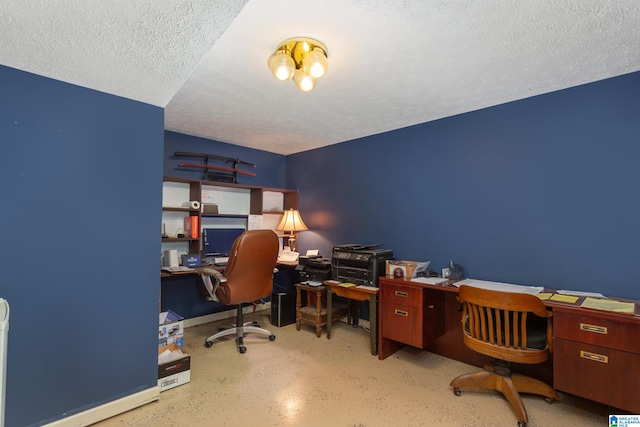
[201,230,279,354]
[450,285,558,427]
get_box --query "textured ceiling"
[1,1,639,155]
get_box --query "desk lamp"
[276,209,308,251]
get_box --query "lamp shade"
[302,48,328,78]
[293,69,316,92]
[268,51,295,81]
[276,209,308,232]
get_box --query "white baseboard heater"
[0,299,9,427]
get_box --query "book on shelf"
[183,216,198,238]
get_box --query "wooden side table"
[295,283,350,337]
[324,280,379,356]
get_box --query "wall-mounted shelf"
[162,176,300,258]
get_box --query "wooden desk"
[324,280,379,356]
[378,276,640,414]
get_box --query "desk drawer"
[382,282,422,307]
[553,308,640,354]
[554,338,640,413]
[382,302,423,347]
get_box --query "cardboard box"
[386,260,430,279]
[159,310,184,348]
[158,343,191,392]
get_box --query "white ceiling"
[1,1,639,155]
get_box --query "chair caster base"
[238,345,246,354]
[204,340,213,348]
[453,388,461,396]
[518,421,526,427]
[269,334,276,341]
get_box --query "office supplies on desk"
[356,285,379,291]
[581,297,635,314]
[410,277,449,285]
[303,280,324,287]
[161,266,195,274]
[385,260,430,278]
[454,278,543,295]
[549,294,579,303]
[212,256,229,266]
[558,289,606,298]
[277,250,299,263]
[339,282,356,288]
[448,260,465,280]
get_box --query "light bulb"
[293,69,316,92]
[302,48,328,79]
[268,51,295,81]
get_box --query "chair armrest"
[201,269,227,301]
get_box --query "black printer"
[331,244,394,287]
[297,255,332,284]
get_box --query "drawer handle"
[580,350,609,364]
[394,309,408,317]
[394,291,408,298]
[580,323,607,334]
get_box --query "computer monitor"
[202,228,245,257]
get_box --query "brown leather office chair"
[450,285,558,427]
[201,230,279,354]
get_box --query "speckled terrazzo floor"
[93,310,614,427]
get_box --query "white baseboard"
[183,302,271,328]
[43,387,159,427]
[43,304,271,426]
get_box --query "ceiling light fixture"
[268,37,328,92]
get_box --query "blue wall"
[288,71,640,299]
[2,62,637,426]
[164,131,286,187]
[0,65,163,426]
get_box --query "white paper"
[304,280,324,287]
[557,289,606,298]
[410,277,449,285]
[454,278,543,295]
[277,250,299,263]
[248,215,263,230]
[356,285,379,291]
[306,249,319,256]
[158,348,186,364]
[411,261,431,277]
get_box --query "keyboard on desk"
[204,256,229,267]
[161,266,195,274]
